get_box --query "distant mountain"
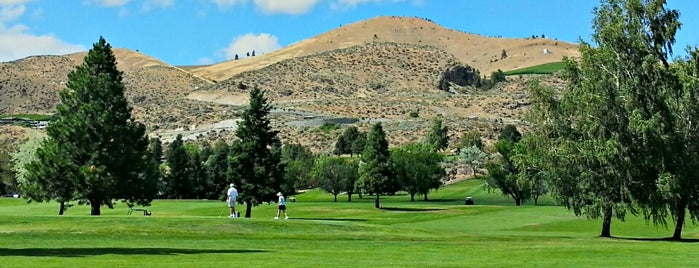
[188,16,579,82]
[0,16,574,153]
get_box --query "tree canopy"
[22,37,158,215]
[229,87,285,218]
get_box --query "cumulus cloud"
[0,0,35,5]
[0,26,86,62]
[253,0,320,15]
[331,0,422,10]
[87,0,132,7]
[0,4,24,21]
[142,0,173,11]
[0,3,85,62]
[209,0,247,9]
[221,33,281,60]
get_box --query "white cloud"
[331,0,421,10]
[253,0,320,15]
[209,0,247,8]
[0,0,34,5]
[0,25,86,62]
[221,33,281,60]
[142,0,173,11]
[87,0,131,7]
[0,4,24,22]
[0,2,85,62]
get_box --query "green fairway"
[1,180,697,267]
[504,62,566,75]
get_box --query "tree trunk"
[533,195,539,206]
[374,194,380,209]
[423,193,429,201]
[89,199,101,216]
[672,202,686,240]
[347,192,352,202]
[58,201,65,215]
[515,198,521,206]
[358,191,363,199]
[334,194,338,202]
[410,193,415,202]
[245,202,252,218]
[600,207,612,237]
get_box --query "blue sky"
[0,0,697,65]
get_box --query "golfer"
[275,192,289,220]
[227,183,239,218]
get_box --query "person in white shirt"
[275,192,289,220]
[227,183,239,218]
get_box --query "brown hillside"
[188,41,554,152]
[0,49,213,116]
[190,16,579,81]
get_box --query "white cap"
[230,183,235,187]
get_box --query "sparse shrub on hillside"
[408,111,419,118]
[437,64,482,91]
[316,123,341,133]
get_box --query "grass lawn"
[504,62,566,75]
[0,179,697,267]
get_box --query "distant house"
[543,48,551,54]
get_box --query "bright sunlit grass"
[0,179,697,267]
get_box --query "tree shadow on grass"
[0,248,268,257]
[293,217,367,222]
[380,207,444,212]
[611,236,699,243]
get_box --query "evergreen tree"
[425,117,449,151]
[204,139,229,200]
[281,143,315,190]
[24,37,156,215]
[229,87,285,218]
[358,123,394,208]
[185,143,206,199]
[350,132,367,156]
[165,135,191,199]
[334,126,361,156]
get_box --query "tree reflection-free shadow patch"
[293,218,367,222]
[0,248,268,257]
[380,207,444,212]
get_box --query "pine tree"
[229,87,285,218]
[24,37,157,215]
[165,135,191,199]
[426,117,448,151]
[358,123,394,208]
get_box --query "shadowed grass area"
[0,248,266,257]
[0,179,697,267]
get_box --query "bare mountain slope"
[0,49,213,116]
[190,16,579,81]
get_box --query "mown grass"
[0,179,697,267]
[504,62,566,75]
